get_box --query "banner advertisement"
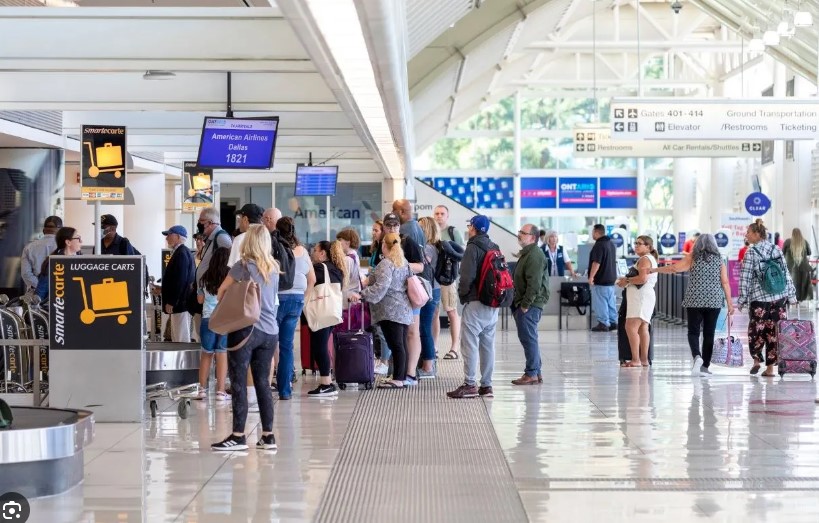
[81,125,127,201]
[521,178,557,209]
[599,177,638,209]
[728,260,741,298]
[182,162,214,213]
[49,255,144,351]
[558,177,597,209]
[720,214,752,259]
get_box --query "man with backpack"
[434,205,464,360]
[447,215,512,399]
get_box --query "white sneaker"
[374,362,389,375]
[692,356,703,376]
[216,391,231,401]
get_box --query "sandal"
[621,362,641,368]
[443,350,459,360]
[750,361,761,375]
[377,381,404,389]
[760,370,776,377]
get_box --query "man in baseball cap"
[467,215,490,234]
[161,224,195,342]
[96,213,139,256]
[228,203,265,267]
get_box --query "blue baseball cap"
[468,215,490,234]
[162,225,188,238]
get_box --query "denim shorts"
[200,317,226,354]
[413,308,421,316]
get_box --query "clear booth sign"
[610,233,624,248]
[660,233,676,249]
[714,232,730,248]
[744,192,771,217]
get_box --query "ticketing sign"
[573,125,760,158]
[610,98,819,140]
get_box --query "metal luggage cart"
[146,382,203,420]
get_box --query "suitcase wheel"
[177,400,190,420]
[338,383,347,391]
[364,382,373,390]
[149,400,158,418]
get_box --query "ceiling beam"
[524,40,746,52]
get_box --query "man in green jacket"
[511,223,549,385]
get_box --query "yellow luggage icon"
[188,172,211,196]
[84,141,124,179]
[73,276,132,325]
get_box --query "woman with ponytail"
[617,235,658,367]
[783,227,813,302]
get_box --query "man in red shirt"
[682,232,700,254]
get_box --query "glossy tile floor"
[26,309,819,522]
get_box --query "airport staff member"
[21,215,62,292]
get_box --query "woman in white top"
[617,235,659,367]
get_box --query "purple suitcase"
[333,303,374,390]
[776,319,817,378]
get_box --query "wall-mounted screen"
[196,116,279,169]
[295,165,338,196]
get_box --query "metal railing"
[655,272,688,325]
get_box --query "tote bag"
[712,316,744,367]
[304,263,344,331]
[407,274,431,309]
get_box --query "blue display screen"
[520,178,557,209]
[295,165,338,196]
[196,117,279,169]
[599,177,638,209]
[559,177,597,209]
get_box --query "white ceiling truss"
[409,0,819,155]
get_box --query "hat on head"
[43,216,62,229]
[467,215,490,234]
[236,203,264,224]
[383,212,400,227]
[99,214,118,227]
[162,225,188,238]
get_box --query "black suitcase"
[333,303,374,390]
[617,289,654,365]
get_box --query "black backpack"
[434,240,464,286]
[271,231,296,291]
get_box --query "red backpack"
[477,249,514,308]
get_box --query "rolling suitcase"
[776,312,817,378]
[617,289,654,365]
[333,303,374,390]
[300,316,334,375]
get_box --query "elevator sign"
[574,126,760,158]
[611,98,819,140]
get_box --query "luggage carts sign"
[182,162,214,213]
[49,255,144,350]
[81,125,127,201]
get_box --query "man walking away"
[162,225,196,342]
[447,215,500,399]
[21,216,61,293]
[588,224,618,332]
[511,224,548,385]
[433,205,463,359]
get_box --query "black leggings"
[310,325,334,378]
[380,320,408,381]
[228,329,277,434]
[686,307,720,367]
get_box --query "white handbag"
[303,263,343,331]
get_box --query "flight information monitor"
[196,116,279,169]
[295,165,338,196]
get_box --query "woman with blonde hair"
[417,217,441,377]
[617,235,659,367]
[350,232,413,389]
[212,224,280,451]
[336,228,365,328]
[783,227,813,302]
[306,240,347,397]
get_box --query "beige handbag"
[208,265,261,340]
[304,263,343,331]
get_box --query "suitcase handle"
[102,278,115,284]
[347,300,366,333]
[104,143,113,148]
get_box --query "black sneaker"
[307,384,339,398]
[478,386,494,398]
[591,322,609,332]
[256,434,277,450]
[211,434,248,451]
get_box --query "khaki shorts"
[440,284,459,312]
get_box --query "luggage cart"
[0,304,30,394]
[83,141,123,179]
[146,382,202,419]
[73,276,131,325]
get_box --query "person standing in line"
[196,207,233,284]
[369,220,392,375]
[648,234,734,376]
[417,217,442,378]
[433,205,463,360]
[617,236,659,367]
[541,229,576,277]
[588,224,618,332]
[262,207,283,234]
[511,223,548,386]
[161,225,195,343]
[783,227,813,303]
[447,215,500,399]
[211,224,280,451]
[228,204,265,267]
[336,228,365,326]
[196,246,230,400]
[21,215,62,293]
[98,214,139,256]
[737,220,796,377]
[35,227,81,302]
[393,199,427,249]
[274,217,315,400]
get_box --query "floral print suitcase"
[776,319,817,377]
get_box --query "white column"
[709,158,735,233]
[673,158,710,234]
[636,159,645,233]
[513,90,522,231]
[123,171,166,280]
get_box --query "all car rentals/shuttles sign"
[574,125,760,158]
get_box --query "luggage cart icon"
[187,172,212,197]
[73,277,132,325]
[83,141,124,179]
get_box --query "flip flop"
[443,350,459,360]
[760,370,776,377]
[377,381,404,389]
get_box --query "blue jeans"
[199,317,226,353]
[592,284,618,326]
[420,288,441,362]
[513,306,542,377]
[275,294,304,397]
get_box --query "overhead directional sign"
[610,98,819,140]
[574,125,761,158]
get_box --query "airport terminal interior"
[2,0,819,521]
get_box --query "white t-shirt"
[227,232,246,267]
